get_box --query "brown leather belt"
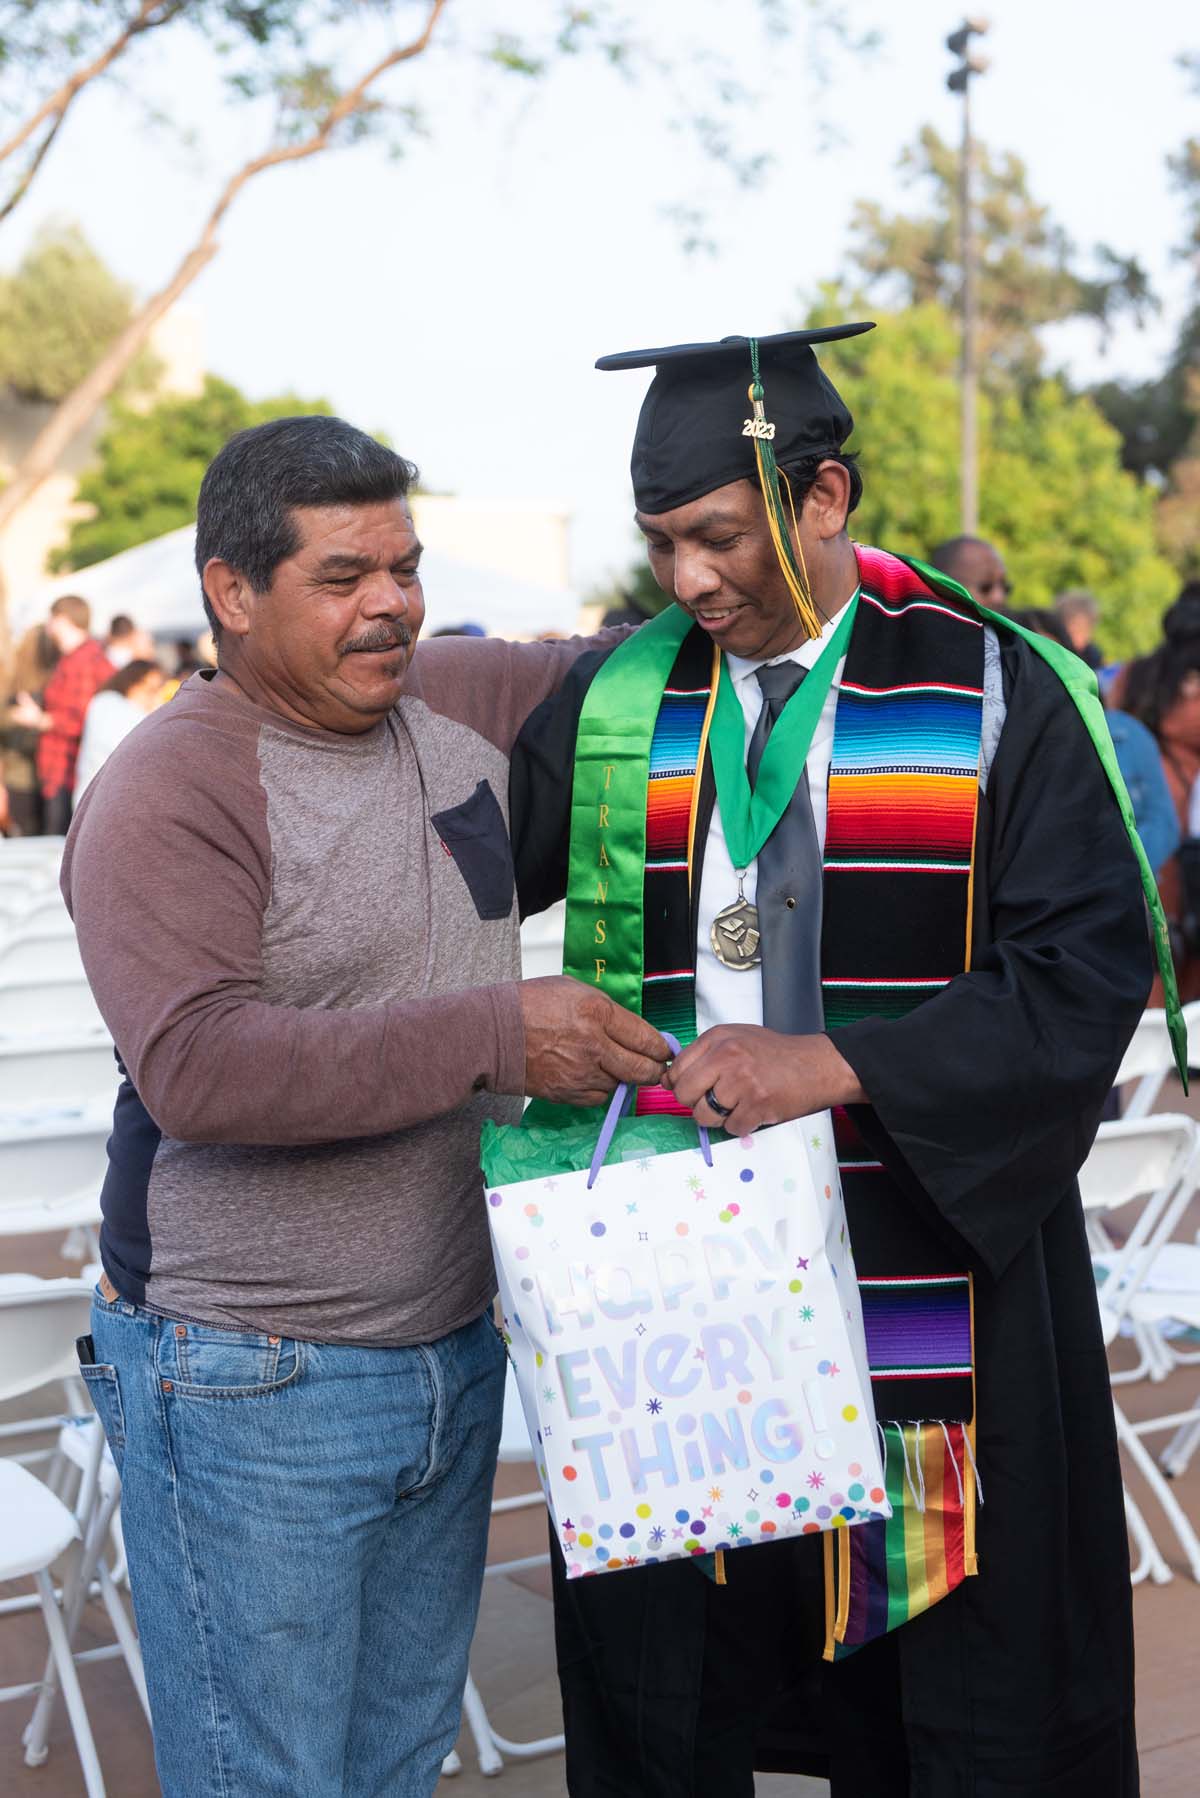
[98,1271,119,1303]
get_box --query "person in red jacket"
[11,593,113,833]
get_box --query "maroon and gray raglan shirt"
[62,635,605,1347]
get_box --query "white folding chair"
[1113,1000,1200,1122]
[0,930,86,983]
[0,1035,121,1117]
[19,1414,150,1771]
[519,901,566,982]
[0,973,107,1041]
[442,1363,565,1779]
[0,1279,109,1796]
[0,1109,110,1241]
[1080,1115,1200,1582]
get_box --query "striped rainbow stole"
[631,545,987,1651]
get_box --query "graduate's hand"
[664,1025,865,1135]
[519,976,672,1107]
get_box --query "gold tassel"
[834,1523,852,1644]
[714,1548,726,1586]
[744,365,822,643]
[822,1530,837,1662]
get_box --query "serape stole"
[637,627,717,1114]
[562,545,987,1650]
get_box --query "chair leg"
[460,1672,505,1776]
[441,1748,463,1776]
[31,1570,105,1798]
[1115,1401,1200,1581]
[96,1561,149,1721]
[1161,1407,1200,1479]
[24,1465,118,1761]
[1124,1486,1172,1585]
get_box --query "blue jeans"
[85,1291,505,1797]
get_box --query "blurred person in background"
[1110,584,1200,997]
[9,594,113,834]
[1004,608,1179,874]
[1,621,59,836]
[1055,590,1105,672]
[73,658,166,800]
[172,635,207,677]
[105,613,156,667]
[927,533,1010,608]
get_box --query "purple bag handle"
[586,1032,712,1189]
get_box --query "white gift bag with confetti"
[482,1065,889,1582]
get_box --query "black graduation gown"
[509,631,1152,1797]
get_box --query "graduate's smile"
[688,600,749,637]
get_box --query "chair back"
[0,933,85,984]
[0,1037,120,1116]
[520,902,565,983]
[0,976,106,1041]
[1079,1115,1198,1216]
[0,1113,112,1211]
[0,1278,93,1403]
[1080,1115,1200,1324]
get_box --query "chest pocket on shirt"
[431,779,515,922]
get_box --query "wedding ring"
[705,1087,734,1119]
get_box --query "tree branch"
[0,112,68,226]
[0,0,188,172]
[0,0,451,537]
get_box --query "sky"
[5,0,1196,599]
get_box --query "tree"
[806,294,1177,659]
[0,221,151,402]
[0,3,302,225]
[0,0,877,657]
[847,125,1154,385]
[49,373,329,570]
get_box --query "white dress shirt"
[693,593,856,1198]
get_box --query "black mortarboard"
[596,322,874,639]
[596,323,874,517]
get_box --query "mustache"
[339,623,413,656]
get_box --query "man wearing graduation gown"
[508,326,1172,1797]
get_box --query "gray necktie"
[746,661,825,1036]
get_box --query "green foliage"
[0,224,142,403]
[808,295,1176,659]
[1092,52,1200,570]
[51,374,329,569]
[848,126,1155,383]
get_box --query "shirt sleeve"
[409,627,629,757]
[62,717,526,1148]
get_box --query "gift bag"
[483,1056,889,1581]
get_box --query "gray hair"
[195,416,419,637]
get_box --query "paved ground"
[3,1103,1200,1796]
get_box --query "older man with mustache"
[61,415,668,1798]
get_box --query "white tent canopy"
[14,524,581,643]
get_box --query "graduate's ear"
[803,461,852,542]
[203,559,256,641]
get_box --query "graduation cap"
[597,323,874,640]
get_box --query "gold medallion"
[710,895,761,970]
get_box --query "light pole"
[946,18,989,534]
